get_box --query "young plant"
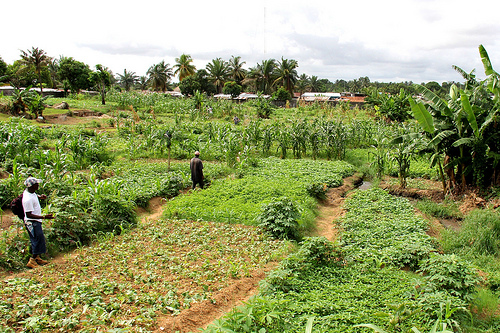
[258,197,300,240]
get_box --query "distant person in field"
[22,177,54,269]
[190,151,204,189]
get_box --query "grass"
[416,198,463,220]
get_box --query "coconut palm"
[274,57,298,97]
[308,75,320,92]
[228,55,246,84]
[296,74,309,95]
[147,60,173,92]
[19,47,51,93]
[246,59,276,95]
[173,54,196,81]
[138,76,148,90]
[47,58,60,88]
[117,69,139,91]
[206,58,230,94]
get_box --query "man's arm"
[25,211,54,220]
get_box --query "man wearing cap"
[22,177,54,268]
[190,151,204,189]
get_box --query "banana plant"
[410,45,500,190]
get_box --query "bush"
[257,197,300,240]
[418,253,480,301]
[306,182,328,199]
[46,196,95,250]
[91,195,137,233]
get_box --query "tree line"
[1,47,462,100]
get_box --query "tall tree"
[90,64,112,105]
[147,60,173,92]
[308,75,320,92]
[178,69,216,96]
[228,55,246,85]
[138,76,148,90]
[206,58,230,94]
[274,57,299,97]
[0,56,8,82]
[246,59,276,95]
[117,69,138,91]
[173,54,196,81]
[19,47,51,93]
[295,74,309,96]
[57,56,92,93]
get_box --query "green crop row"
[340,188,437,268]
[163,158,355,229]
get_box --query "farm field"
[0,87,500,333]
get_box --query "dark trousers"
[192,179,204,189]
[25,220,46,256]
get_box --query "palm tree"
[206,58,230,94]
[246,59,276,95]
[20,47,51,93]
[308,75,320,92]
[228,55,246,84]
[173,54,196,81]
[138,76,148,90]
[147,60,173,92]
[296,74,309,95]
[274,57,298,96]
[117,69,139,91]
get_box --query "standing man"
[22,177,54,268]
[190,151,204,189]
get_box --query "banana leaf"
[410,97,435,133]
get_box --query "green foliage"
[221,264,431,333]
[222,81,242,98]
[253,95,275,119]
[0,229,30,270]
[418,254,480,301]
[273,86,292,101]
[341,188,436,268]
[410,45,500,189]
[440,208,500,257]
[365,88,411,121]
[306,182,328,199]
[416,199,462,220]
[164,158,353,229]
[264,237,344,293]
[1,218,290,332]
[258,197,300,240]
[57,57,92,93]
[111,161,185,207]
[470,287,499,320]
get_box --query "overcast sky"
[2,0,500,84]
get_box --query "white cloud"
[2,0,500,83]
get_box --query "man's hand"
[38,194,47,200]
[44,214,55,220]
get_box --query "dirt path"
[313,174,363,242]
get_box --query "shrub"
[46,196,95,250]
[91,195,137,233]
[418,253,480,301]
[306,182,328,199]
[258,197,300,240]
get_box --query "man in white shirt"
[22,177,54,269]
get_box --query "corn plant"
[275,125,290,159]
[289,121,308,159]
